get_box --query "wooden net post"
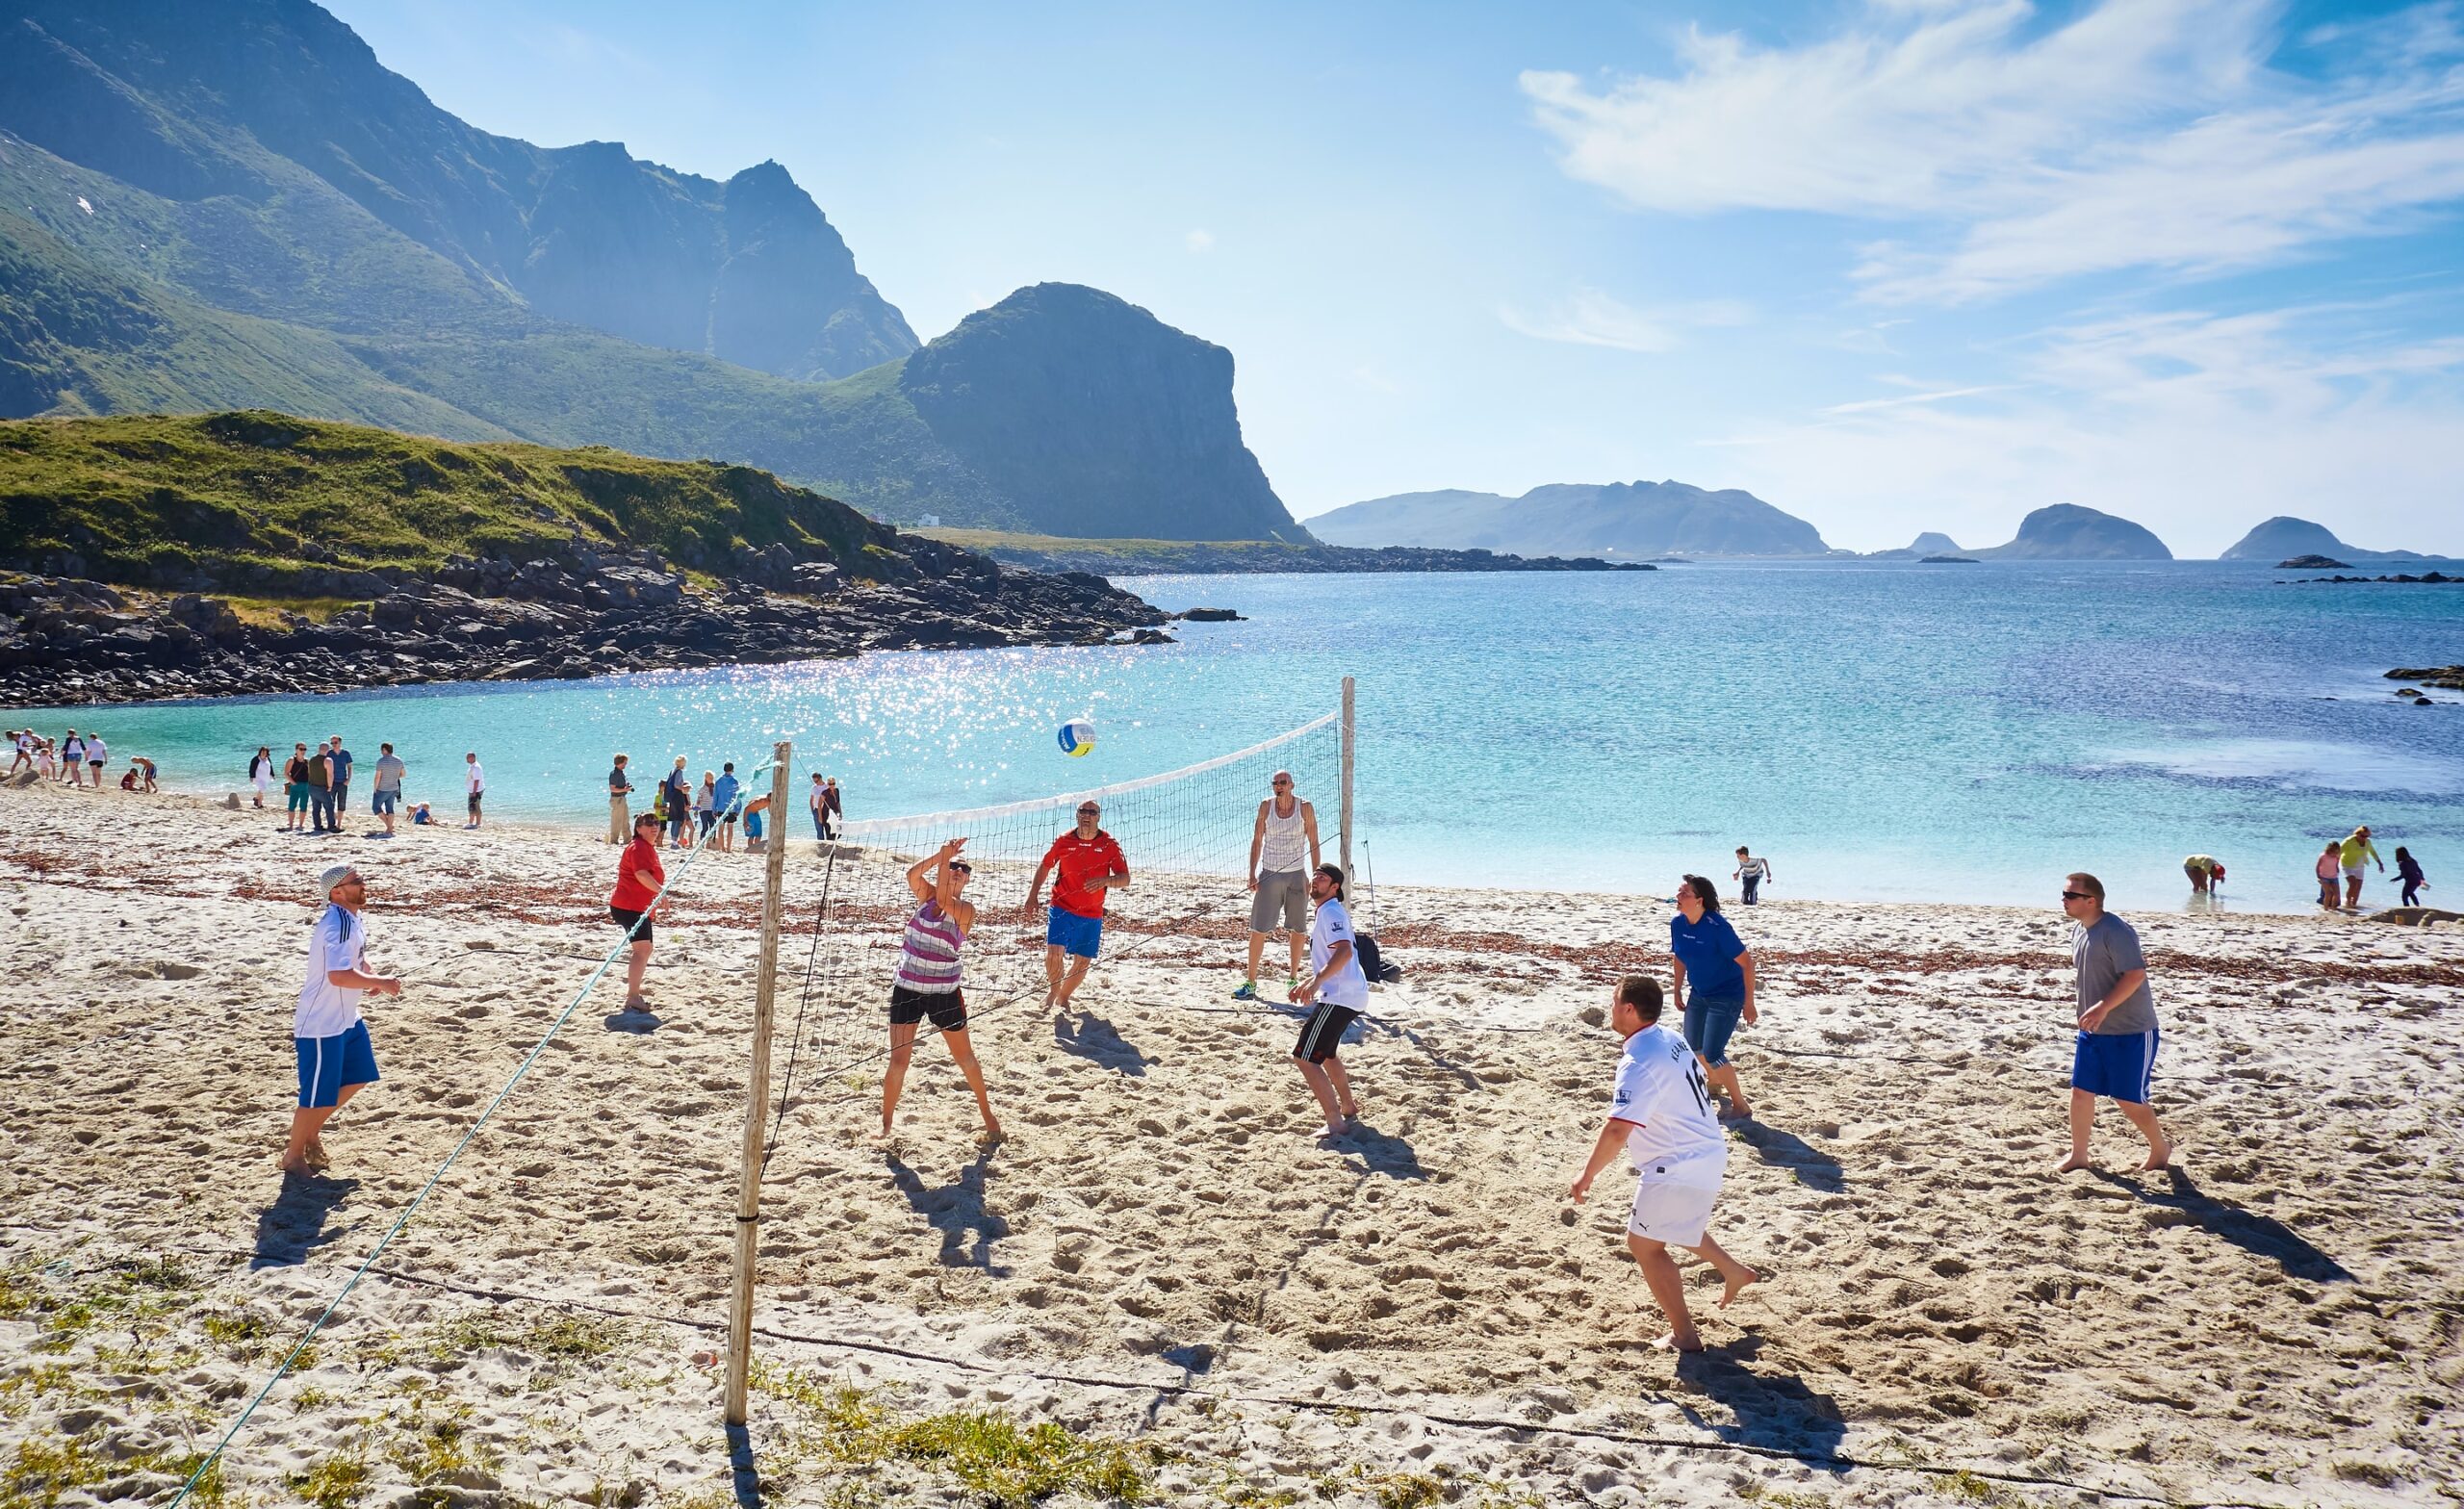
[724,740,792,1425]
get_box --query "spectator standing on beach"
[1237,769,1321,1002]
[712,763,740,853]
[2316,841,2343,909]
[463,752,486,830]
[283,743,312,832]
[304,736,335,832]
[370,743,405,836]
[2055,872,2171,1174]
[2340,827,2383,909]
[1732,847,1772,906]
[327,735,354,819]
[881,839,1000,1145]
[1290,862,1370,1142]
[1025,799,1130,1013]
[606,754,634,844]
[1569,974,1759,1353]
[1670,875,1758,1121]
[249,746,276,809]
[660,757,692,849]
[743,792,770,852]
[2396,847,2428,908]
[693,770,718,845]
[824,777,843,839]
[282,863,399,1174]
[609,812,665,1011]
[809,772,829,842]
[58,729,85,786]
[83,731,107,789]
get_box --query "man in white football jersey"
[1569,974,1758,1352]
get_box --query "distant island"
[1972,504,2171,561]
[1867,531,1967,560]
[1305,479,1829,557]
[1921,554,1978,564]
[918,531,1654,577]
[2222,517,2431,562]
[2278,554,2349,570]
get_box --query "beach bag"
[1354,933,1402,985]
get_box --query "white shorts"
[1628,1179,1719,1246]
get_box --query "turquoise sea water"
[15,562,2462,911]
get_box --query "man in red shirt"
[608,812,666,1012]
[1024,799,1131,1012]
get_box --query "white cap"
[318,864,360,897]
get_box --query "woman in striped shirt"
[881,838,1000,1145]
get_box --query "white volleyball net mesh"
[761,708,1344,1147]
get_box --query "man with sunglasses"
[1237,769,1322,1002]
[2056,872,2171,1174]
[283,864,400,1174]
[1025,799,1131,1012]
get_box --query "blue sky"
[325,0,2464,554]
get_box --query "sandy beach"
[2,776,2459,1507]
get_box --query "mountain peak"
[1976,503,2170,560]
[1310,478,1827,556]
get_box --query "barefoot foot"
[2141,1138,2174,1170]
[1717,1267,1760,1309]
[2053,1153,2092,1174]
[1651,1330,1705,1353]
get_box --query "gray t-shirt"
[2072,913,2156,1035]
[372,754,405,793]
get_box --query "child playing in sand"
[1569,974,1758,1352]
[2396,847,2428,908]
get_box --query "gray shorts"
[1250,869,1306,933]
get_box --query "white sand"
[3,776,2459,1506]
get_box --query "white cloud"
[1522,0,2464,302]
[1185,228,1217,253]
[1499,286,1752,353]
[1706,306,2464,553]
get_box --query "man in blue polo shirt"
[2056,871,2171,1174]
[711,763,741,853]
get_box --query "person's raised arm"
[1247,802,1267,890]
[906,848,939,905]
[1569,1119,1636,1203]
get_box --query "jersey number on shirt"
[1682,1056,1711,1116]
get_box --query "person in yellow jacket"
[2339,827,2384,910]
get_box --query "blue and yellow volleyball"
[1056,718,1097,757]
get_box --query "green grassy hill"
[0,409,906,594]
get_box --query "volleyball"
[1056,718,1097,758]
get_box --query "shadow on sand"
[603,1004,663,1035]
[2093,1167,2352,1281]
[1675,1334,1849,1468]
[1731,1120,1844,1192]
[1335,1121,1427,1182]
[887,1151,1011,1274]
[251,1173,361,1269]
[1054,1011,1151,1076]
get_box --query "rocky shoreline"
[961,539,1656,575]
[2282,570,2460,584]
[0,546,1170,706]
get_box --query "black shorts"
[467,791,483,814]
[889,984,966,1033]
[610,906,653,944]
[1294,1002,1362,1064]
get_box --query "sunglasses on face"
[1078,808,1099,817]
[2061,890,2092,901]
[950,862,972,876]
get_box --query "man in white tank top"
[1237,769,1322,1001]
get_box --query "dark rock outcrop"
[1920,554,1978,564]
[1974,504,2171,560]
[2277,554,2348,569]
[1310,480,1827,557]
[2387,665,2464,690]
[0,559,1166,705]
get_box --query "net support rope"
[169,755,780,1505]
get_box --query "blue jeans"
[1682,994,1744,1069]
[812,808,827,839]
[309,789,336,831]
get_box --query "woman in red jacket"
[610,811,666,1010]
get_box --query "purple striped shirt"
[896,899,963,992]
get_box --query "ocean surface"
[16,562,2462,912]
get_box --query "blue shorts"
[371,789,398,815]
[745,811,763,838]
[295,1020,379,1110]
[1045,908,1104,959]
[2071,1028,2158,1104]
[1682,994,1744,1069]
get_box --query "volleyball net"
[767,702,1349,1120]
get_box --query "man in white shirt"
[463,752,485,829]
[1569,975,1759,1353]
[285,864,400,1174]
[1289,863,1370,1141]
